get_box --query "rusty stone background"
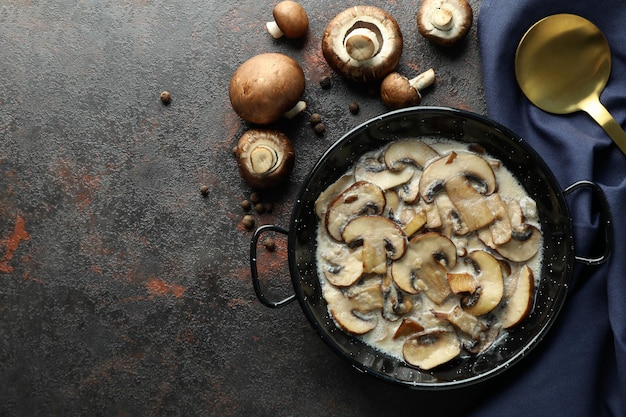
[0,1,495,415]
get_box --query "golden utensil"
[515,13,626,155]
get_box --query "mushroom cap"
[229,53,305,125]
[272,1,309,39]
[417,0,473,47]
[380,72,422,110]
[322,6,403,83]
[235,129,295,189]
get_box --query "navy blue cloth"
[476,0,626,415]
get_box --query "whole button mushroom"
[322,6,403,83]
[417,0,473,46]
[235,129,295,189]
[266,1,309,39]
[229,53,306,125]
[380,68,436,109]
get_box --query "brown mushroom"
[341,215,407,274]
[391,232,456,304]
[319,243,364,287]
[235,129,295,189]
[432,305,486,340]
[419,151,497,232]
[403,329,461,370]
[324,277,383,335]
[321,6,403,83]
[380,69,436,110]
[500,265,534,329]
[229,53,306,124]
[461,250,504,316]
[417,0,473,47]
[325,181,386,242]
[266,1,309,39]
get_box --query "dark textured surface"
[1,1,488,416]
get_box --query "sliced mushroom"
[461,250,504,316]
[384,139,440,171]
[380,69,436,110]
[434,192,469,236]
[266,1,309,39]
[354,156,415,190]
[384,189,402,220]
[500,265,534,329]
[419,151,497,232]
[447,272,478,294]
[417,0,473,47]
[325,181,386,241]
[342,215,407,274]
[488,224,542,262]
[391,232,456,304]
[484,193,512,245]
[421,198,442,229]
[432,305,486,340]
[393,318,425,339]
[403,329,461,370]
[322,6,403,83]
[401,210,427,238]
[324,278,383,335]
[235,129,295,189]
[314,174,354,220]
[229,53,306,124]
[507,199,525,228]
[320,243,364,287]
[381,271,414,321]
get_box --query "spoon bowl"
[515,14,626,154]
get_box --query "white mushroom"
[417,0,473,47]
[322,6,403,83]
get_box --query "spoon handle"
[583,98,626,155]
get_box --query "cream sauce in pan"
[315,138,543,369]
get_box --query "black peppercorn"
[160,91,172,104]
[249,192,261,204]
[242,215,255,230]
[349,102,360,115]
[241,199,252,211]
[314,123,326,135]
[310,113,322,125]
[264,237,276,252]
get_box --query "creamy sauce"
[315,138,543,367]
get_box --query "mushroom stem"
[250,145,279,174]
[283,100,307,119]
[431,7,454,31]
[344,28,381,61]
[409,68,436,91]
[266,21,285,38]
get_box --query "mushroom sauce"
[315,138,543,370]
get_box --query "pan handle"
[563,180,613,265]
[250,224,296,308]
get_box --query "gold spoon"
[515,13,626,155]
